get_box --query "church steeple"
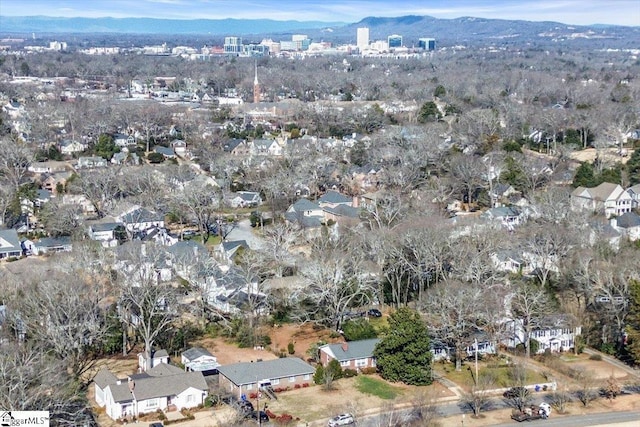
[253,60,260,103]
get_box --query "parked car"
[149,423,164,427]
[367,308,382,318]
[328,413,355,426]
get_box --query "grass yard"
[355,375,402,400]
[436,361,547,391]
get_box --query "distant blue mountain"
[0,16,346,34]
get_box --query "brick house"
[318,338,379,370]
[217,358,314,399]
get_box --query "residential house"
[61,194,96,216]
[286,199,324,218]
[490,183,518,207]
[181,347,220,374]
[204,266,266,315]
[217,358,314,399]
[430,340,452,361]
[490,251,531,275]
[171,139,187,156]
[318,339,379,370]
[481,206,524,229]
[571,182,633,218]
[32,236,73,255]
[251,138,282,156]
[284,199,324,235]
[113,133,136,148]
[627,184,640,209]
[77,156,108,168]
[228,191,262,208]
[153,145,176,159]
[118,207,165,233]
[93,363,208,421]
[59,139,87,155]
[0,229,22,259]
[138,349,170,372]
[88,222,126,247]
[28,161,67,174]
[216,240,249,262]
[503,314,581,354]
[322,204,360,225]
[223,139,250,156]
[111,152,141,165]
[349,164,383,191]
[612,212,640,241]
[317,190,353,209]
[41,171,72,194]
[463,332,496,358]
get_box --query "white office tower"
[357,27,369,51]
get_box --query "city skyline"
[0,0,638,27]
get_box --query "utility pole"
[475,338,479,386]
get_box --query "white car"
[328,413,355,427]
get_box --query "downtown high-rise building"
[357,27,369,50]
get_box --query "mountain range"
[1,15,638,46]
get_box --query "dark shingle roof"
[318,190,351,205]
[320,338,380,362]
[121,208,163,224]
[217,358,314,386]
[617,212,640,228]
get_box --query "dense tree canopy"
[373,307,433,385]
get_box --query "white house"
[77,156,108,169]
[228,191,262,208]
[491,251,531,275]
[251,139,282,156]
[118,207,165,233]
[59,139,87,155]
[571,182,633,218]
[503,314,581,354]
[181,347,220,373]
[88,222,125,248]
[93,363,208,421]
[138,349,170,372]
[113,133,136,148]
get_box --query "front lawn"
[355,375,402,400]
[436,361,547,391]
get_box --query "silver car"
[328,413,355,427]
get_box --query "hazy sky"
[0,0,638,26]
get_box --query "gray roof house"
[181,347,220,373]
[33,236,73,255]
[94,363,208,420]
[0,229,22,259]
[217,358,314,398]
[318,190,352,208]
[613,212,640,241]
[319,338,380,370]
[153,145,176,159]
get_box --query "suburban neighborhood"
[1,2,640,427]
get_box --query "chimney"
[341,342,349,352]
[352,196,359,208]
[128,378,135,392]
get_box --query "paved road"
[493,410,640,427]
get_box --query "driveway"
[224,219,265,250]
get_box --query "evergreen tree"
[572,162,597,188]
[373,307,433,385]
[418,101,441,123]
[625,280,640,365]
[627,149,640,186]
[342,318,377,341]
